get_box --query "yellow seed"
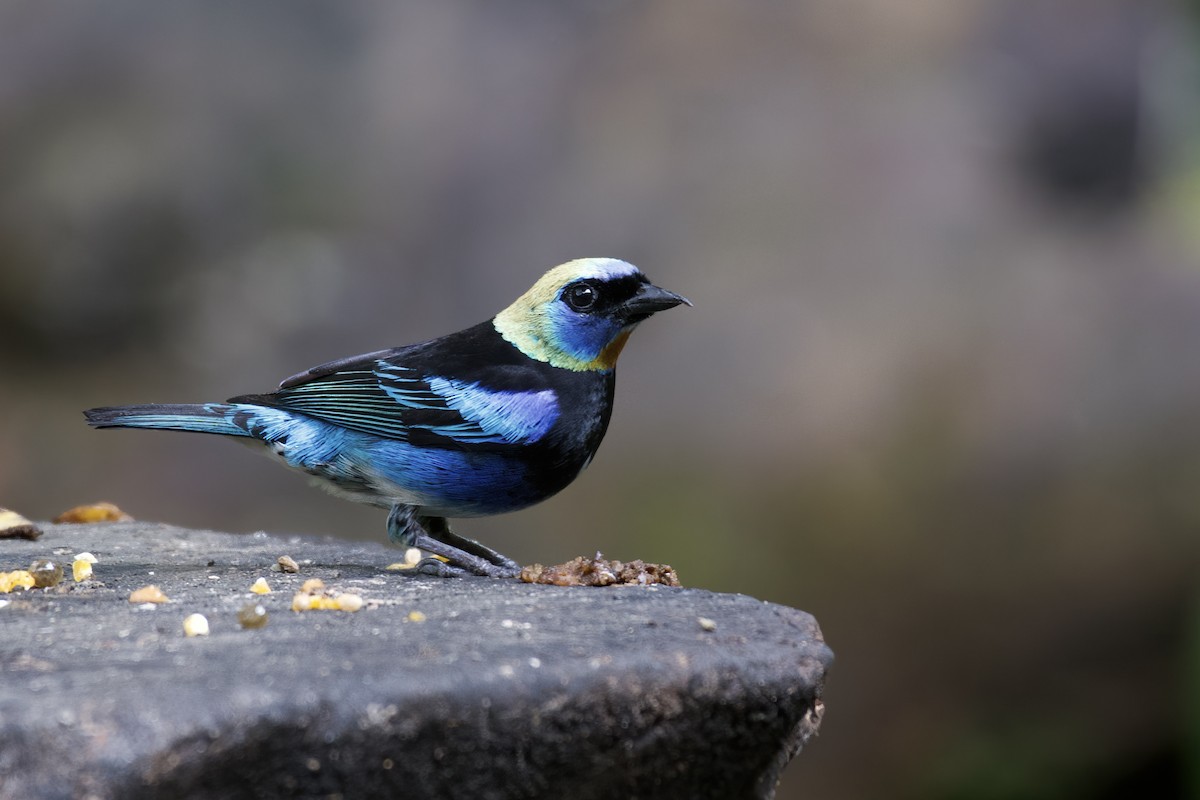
[129,585,169,604]
[72,560,93,582]
[300,578,325,594]
[335,593,364,612]
[387,548,443,570]
[183,613,209,637]
[406,610,426,623]
[54,501,132,523]
[249,577,271,595]
[292,591,319,612]
[0,571,35,593]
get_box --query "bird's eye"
[564,281,599,312]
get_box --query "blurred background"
[2,0,1199,797]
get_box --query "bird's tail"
[84,403,253,438]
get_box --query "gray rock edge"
[0,522,832,800]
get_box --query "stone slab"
[0,522,832,799]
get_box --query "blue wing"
[237,355,560,449]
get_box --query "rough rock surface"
[0,522,832,800]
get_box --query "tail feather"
[84,403,253,438]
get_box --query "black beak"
[623,282,692,322]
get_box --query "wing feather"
[240,353,560,449]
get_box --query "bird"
[85,258,690,577]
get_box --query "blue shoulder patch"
[266,361,558,448]
[423,377,558,445]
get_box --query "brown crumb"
[237,603,269,629]
[0,508,42,540]
[275,555,300,574]
[54,502,132,524]
[28,560,63,588]
[520,553,681,587]
[129,585,169,604]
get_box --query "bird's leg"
[385,504,520,578]
[385,504,477,577]
[385,503,423,548]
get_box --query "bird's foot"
[386,504,521,578]
[408,535,520,578]
[425,519,522,575]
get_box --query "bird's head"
[493,258,690,372]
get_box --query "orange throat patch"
[596,328,633,370]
